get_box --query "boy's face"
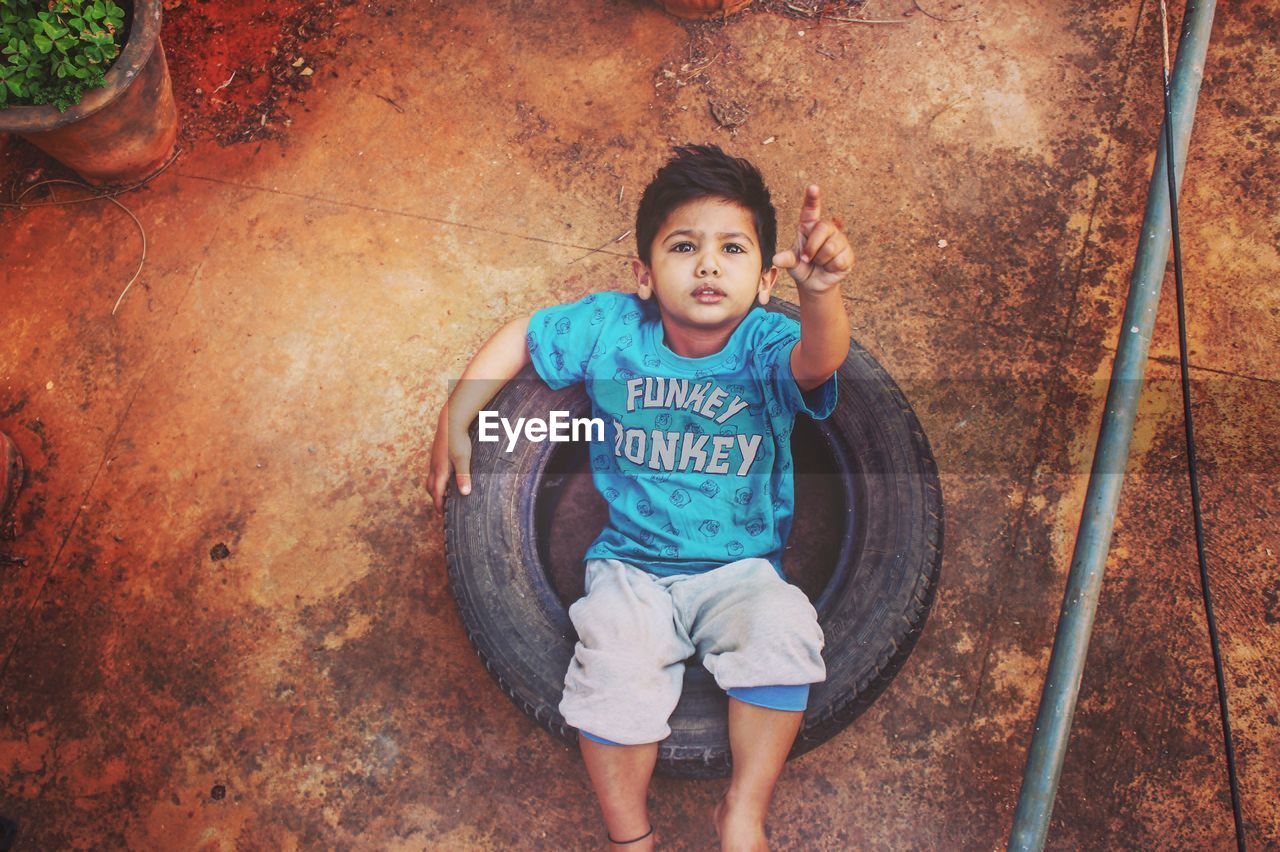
[633,197,778,341]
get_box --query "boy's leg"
[560,560,693,845]
[717,698,804,850]
[669,559,826,849]
[579,736,659,849]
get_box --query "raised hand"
[771,185,853,294]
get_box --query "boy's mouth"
[691,285,726,303]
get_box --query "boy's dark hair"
[635,144,777,272]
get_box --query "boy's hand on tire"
[428,414,472,512]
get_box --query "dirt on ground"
[161,0,361,146]
[1,0,361,196]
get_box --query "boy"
[429,144,852,850]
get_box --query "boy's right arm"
[428,315,531,512]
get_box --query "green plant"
[0,0,125,111]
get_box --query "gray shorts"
[558,557,826,745]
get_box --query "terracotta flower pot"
[0,0,178,184]
[655,0,753,20]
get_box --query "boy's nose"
[696,254,721,277]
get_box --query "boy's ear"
[632,259,653,300]
[757,265,779,306]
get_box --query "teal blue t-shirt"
[527,291,837,577]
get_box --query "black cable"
[1159,13,1246,849]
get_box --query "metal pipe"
[1008,2,1217,849]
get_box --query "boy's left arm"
[773,185,853,391]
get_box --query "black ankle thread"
[608,824,654,845]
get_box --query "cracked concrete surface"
[1,0,1277,847]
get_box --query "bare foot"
[714,796,768,852]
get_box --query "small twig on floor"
[926,95,969,127]
[566,229,632,265]
[212,70,236,93]
[912,0,977,22]
[679,53,721,81]
[375,93,405,113]
[783,0,906,23]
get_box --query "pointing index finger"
[799,184,822,228]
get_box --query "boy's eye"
[723,243,745,254]
[672,242,695,253]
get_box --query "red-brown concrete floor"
[1,0,1277,848]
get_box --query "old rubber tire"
[444,299,942,778]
